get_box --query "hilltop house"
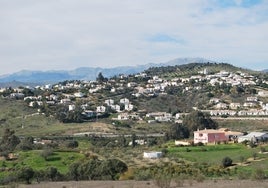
[194,129,228,144]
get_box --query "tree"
[222,156,232,168]
[45,167,59,181]
[0,129,20,152]
[18,136,34,151]
[65,140,79,148]
[131,133,137,148]
[56,105,84,123]
[183,111,217,135]
[69,162,81,181]
[68,158,128,181]
[18,167,35,184]
[167,123,189,140]
[98,159,128,180]
[96,72,107,83]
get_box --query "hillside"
[1,62,268,186]
[145,62,257,78]
[0,62,268,137]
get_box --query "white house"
[258,90,268,97]
[229,103,241,110]
[105,99,114,106]
[143,151,162,159]
[120,98,130,105]
[74,92,85,98]
[124,104,134,111]
[214,103,228,109]
[111,104,121,112]
[117,113,129,120]
[60,98,71,104]
[238,132,268,143]
[69,104,76,111]
[96,106,106,113]
[246,96,258,102]
[29,101,43,107]
[10,93,25,99]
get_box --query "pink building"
[194,129,228,144]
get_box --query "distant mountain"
[0,58,212,87]
[262,69,268,73]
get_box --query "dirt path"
[18,180,268,188]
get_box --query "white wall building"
[143,152,162,159]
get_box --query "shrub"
[17,167,35,184]
[252,168,266,181]
[252,152,257,160]
[222,157,232,168]
[239,156,245,163]
[134,169,152,181]
[174,174,188,187]
[153,174,172,188]
[260,146,266,153]
[40,148,53,161]
[65,140,79,148]
[196,142,204,146]
[237,170,251,180]
[194,173,205,183]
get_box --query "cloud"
[0,0,267,75]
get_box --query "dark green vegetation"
[146,62,256,78]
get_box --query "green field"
[168,144,260,164]
[0,150,85,179]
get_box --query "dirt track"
[18,180,268,188]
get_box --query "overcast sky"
[0,0,268,75]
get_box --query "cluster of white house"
[3,69,268,120]
[205,95,268,117]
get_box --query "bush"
[260,146,266,153]
[17,167,35,184]
[153,174,172,188]
[65,140,79,148]
[196,142,204,146]
[194,173,205,183]
[174,174,188,187]
[40,148,53,161]
[252,168,266,181]
[237,170,251,180]
[222,157,232,168]
[239,156,245,163]
[134,169,152,181]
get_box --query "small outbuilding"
[143,151,162,159]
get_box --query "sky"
[0,0,268,75]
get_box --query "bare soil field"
[18,180,268,188]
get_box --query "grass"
[167,144,261,165]
[0,150,85,175]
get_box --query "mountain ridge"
[1,57,266,87]
[0,58,212,86]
